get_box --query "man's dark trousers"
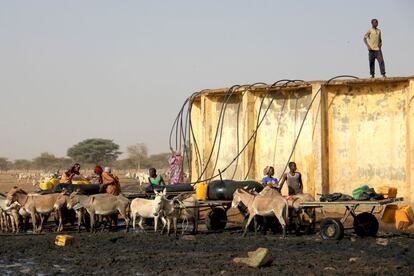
[369,50,386,77]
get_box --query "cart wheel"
[320,218,344,240]
[353,212,379,237]
[206,208,227,230]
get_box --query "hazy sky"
[0,1,413,160]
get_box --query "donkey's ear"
[162,188,167,196]
[154,190,159,195]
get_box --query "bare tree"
[127,143,148,170]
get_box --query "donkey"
[232,188,289,237]
[53,190,81,232]
[66,191,130,233]
[0,194,20,233]
[6,186,60,233]
[286,193,316,233]
[129,190,164,232]
[153,190,199,236]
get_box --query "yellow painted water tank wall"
[189,77,414,204]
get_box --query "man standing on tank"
[364,18,386,78]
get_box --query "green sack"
[352,185,370,200]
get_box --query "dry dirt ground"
[1,173,414,275]
[1,230,413,275]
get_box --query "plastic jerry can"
[377,186,398,198]
[55,235,74,246]
[72,180,91,185]
[395,205,414,230]
[381,204,398,223]
[39,180,55,190]
[195,183,208,201]
[395,210,410,230]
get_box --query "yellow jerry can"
[377,186,398,198]
[395,205,414,231]
[72,180,90,185]
[195,183,208,201]
[381,204,398,223]
[55,235,74,246]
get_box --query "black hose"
[171,75,359,186]
[244,80,301,179]
[196,85,242,182]
[276,75,359,180]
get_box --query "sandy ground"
[1,172,414,275]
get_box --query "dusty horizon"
[1,1,413,160]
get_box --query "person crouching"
[94,166,121,196]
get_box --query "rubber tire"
[319,218,344,240]
[353,212,379,237]
[206,208,227,230]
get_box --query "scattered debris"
[376,238,390,246]
[349,257,359,263]
[19,268,31,274]
[182,235,196,241]
[233,247,272,268]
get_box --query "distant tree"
[13,159,33,170]
[32,152,61,170]
[112,159,134,170]
[56,157,74,170]
[141,153,170,169]
[127,143,148,170]
[67,138,121,165]
[0,157,11,171]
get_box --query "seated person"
[261,166,279,189]
[148,168,165,185]
[279,162,303,196]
